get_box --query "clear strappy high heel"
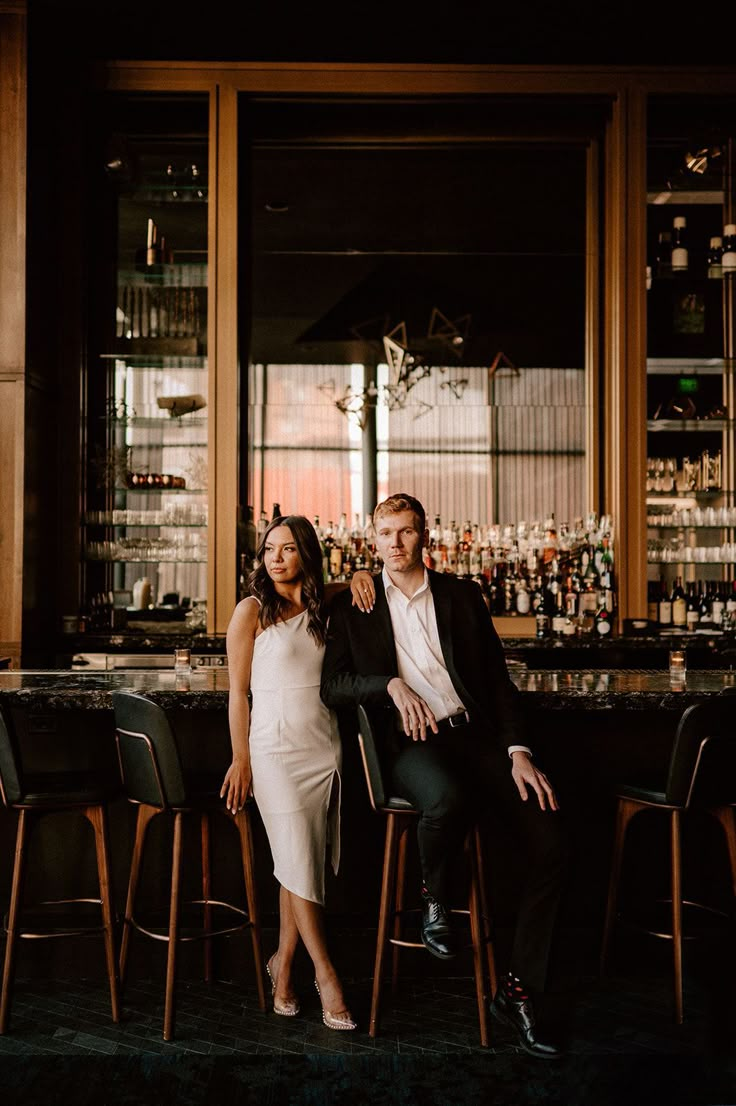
[266,955,300,1016]
[314,980,357,1030]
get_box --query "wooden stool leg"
[233,807,267,1012]
[711,805,736,900]
[391,823,409,994]
[201,812,212,983]
[119,803,158,985]
[0,808,31,1035]
[670,810,683,1024]
[467,830,489,1047]
[370,813,400,1038]
[163,811,183,1042]
[474,825,497,999]
[86,804,120,1023]
[600,797,640,975]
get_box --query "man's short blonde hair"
[373,493,426,534]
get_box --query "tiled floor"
[1,951,735,1105]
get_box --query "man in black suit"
[320,493,567,1059]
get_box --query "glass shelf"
[81,522,207,529]
[646,358,727,375]
[114,486,208,494]
[647,524,732,531]
[84,557,208,564]
[647,491,724,499]
[104,418,208,431]
[101,351,206,364]
[647,419,728,432]
[648,559,736,566]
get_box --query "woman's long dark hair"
[248,515,328,646]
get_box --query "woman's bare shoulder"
[228,596,261,632]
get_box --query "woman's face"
[263,525,301,585]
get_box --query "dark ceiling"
[28,0,734,66]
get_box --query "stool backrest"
[356,705,388,810]
[0,703,22,805]
[665,698,736,809]
[112,691,187,808]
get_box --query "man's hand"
[387,677,438,741]
[510,751,559,811]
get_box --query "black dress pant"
[390,721,568,992]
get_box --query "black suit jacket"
[320,570,527,756]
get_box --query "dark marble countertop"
[2,668,735,711]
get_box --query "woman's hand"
[350,569,376,613]
[220,757,252,813]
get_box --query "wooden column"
[0,2,27,668]
[603,82,648,623]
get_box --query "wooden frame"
[3,60,732,637]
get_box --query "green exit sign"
[677,375,699,394]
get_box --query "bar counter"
[0,665,730,981]
[1,666,735,711]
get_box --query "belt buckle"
[448,711,468,728]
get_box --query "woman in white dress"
[221,515,356,1030]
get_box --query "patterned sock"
[503,971,529,1003]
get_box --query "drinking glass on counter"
[669,649,687,687]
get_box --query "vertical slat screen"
[249,362,586,528]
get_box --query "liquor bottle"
[671,216,688,272]
[726,581,736,628]
[712,582,725,627]
[671,576,687,629]
[647,580,659,624]
[656,230,672,278]
[146,217,159,267]
[551,590,566,637]
[697,579,711,623]
[707,236,723,279]
[722,224,736,274]
[533,575,550,638]
[658,578,672,628]
[564,574,578,620]
[542,514,558,565]
[363,513,377,555]
[594,591,613,636]
[515,573,531,615]
[238,553,249,601]
[256,509,269,544]
[685,582,699,631]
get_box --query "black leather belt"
[436,710,471,730]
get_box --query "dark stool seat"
[0,705,120,1034]
[600,695,736,1022]
[112,691,266,1041]
[357,706,497,1046]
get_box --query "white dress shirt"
[382,567,531,757]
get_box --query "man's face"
[374,510,427,576]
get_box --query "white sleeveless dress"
[248,605,341,905]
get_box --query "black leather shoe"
[490,989,564,1060]
[420,888,457,959]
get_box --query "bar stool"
[112,691,266,1040]
[356,705,497,1046]
[0,702,120,1033]
[600,696,736,1022]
